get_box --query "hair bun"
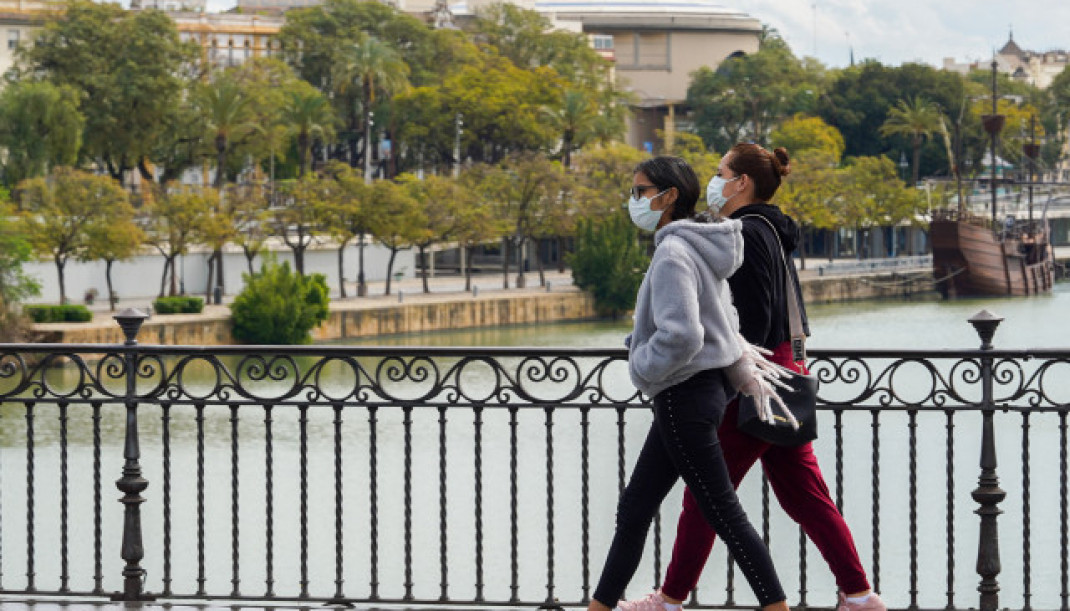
[772,147,791,177]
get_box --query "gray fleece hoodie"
[628,218,745,398]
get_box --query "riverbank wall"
[30,268,945,345]
[33,286,598,345]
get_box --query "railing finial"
[968,309,1004,350]
[112,308,149,346]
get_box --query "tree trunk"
[501,237,510,289]
[557,236,566,273]
[515,237,526,289]
[169,255,178,296]
[337,241,348,298]
[912,136,922,186]
[55,255,67,305]
[214,133,228,189]
[298,132,310,178]
[357,233,367,296]
[216,249,225,294]
[464,244,473,291]
[105,259,117,312]
[243,247,256,275]
[418,245,430,293]
[536,240,546,287]
[294,246,305,276]
[137,158,155,184]
[384,248,397,296]
[205,252,216,302]
[159,257,171,298]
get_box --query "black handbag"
[736,370,818,446]
[734,215,818,446]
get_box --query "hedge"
[152,296,205,315]
[23,304,93,323]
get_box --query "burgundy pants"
[661,342,871,601]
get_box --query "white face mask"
[628,189,669,232]
[706,175,741,213]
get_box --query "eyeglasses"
[629,184,660,199]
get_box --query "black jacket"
[728,203,810,350]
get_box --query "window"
[7,29,19,51]
[616,32,670,70]
[592,34,613,51]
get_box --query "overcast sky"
[749,0,1070,69]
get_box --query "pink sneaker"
[617,590,671,611]
[837,591,887,611]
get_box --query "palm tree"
[879,96,945,185]
[332,35,410,182]
[197,74,255,189]
[543,89,596,169]
[279,88,335,177]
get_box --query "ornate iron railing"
[0,310,1067,610]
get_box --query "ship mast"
[982,59,1005,226]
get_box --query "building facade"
[0,0,58,77]
[450,0,762,153]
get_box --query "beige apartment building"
[0,0,58,77]
[450,0,761,153]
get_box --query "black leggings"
[592,369,786,607]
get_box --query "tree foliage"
[0,80,84,186]
[568,213,648,318]
[230,256,329,345]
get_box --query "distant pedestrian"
[588,156,796,611]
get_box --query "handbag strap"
[740,214,806,362]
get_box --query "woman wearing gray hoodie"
[588,156,793,611]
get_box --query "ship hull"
[931,218,1053,297]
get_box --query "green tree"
[82,197,143,311]
[141,186,212,297]
[279,85,336,177]
[770,114,845,161]
[230,256,329,345]
[196,73,257,189]
[393,53,559,166]
[0,196,40,337]
[367,178,424,295]
[568,213,648,318]
[456,166,506,291]
[319,162,369,298]
[479,153,566,289]
[332,35,410,178]
[841,156,920,258]
[880,96,945,185]
[398,173,465,293]
[18,167,126,304]
[0,80,84,186]
[543,88,596,169]
[20,1,198,182]
[687,30,815,150]
[776,149,844,266]
[227,183,274,274]
[274,174,332,276]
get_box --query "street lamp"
[898,150,909,182]
[364,111,375,185]
[453,113,463,178]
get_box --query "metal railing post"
[111,308,155,601]
[969,309,1005,611]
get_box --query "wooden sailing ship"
[931,208,1054,297]
[931,58,1055,298]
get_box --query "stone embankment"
[32,267,942,345]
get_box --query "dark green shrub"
[230,258,330,345]
[153,296,204,314]
[23,304,92,322]
[567,213,650,318]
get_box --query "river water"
[2,285,1068,608]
